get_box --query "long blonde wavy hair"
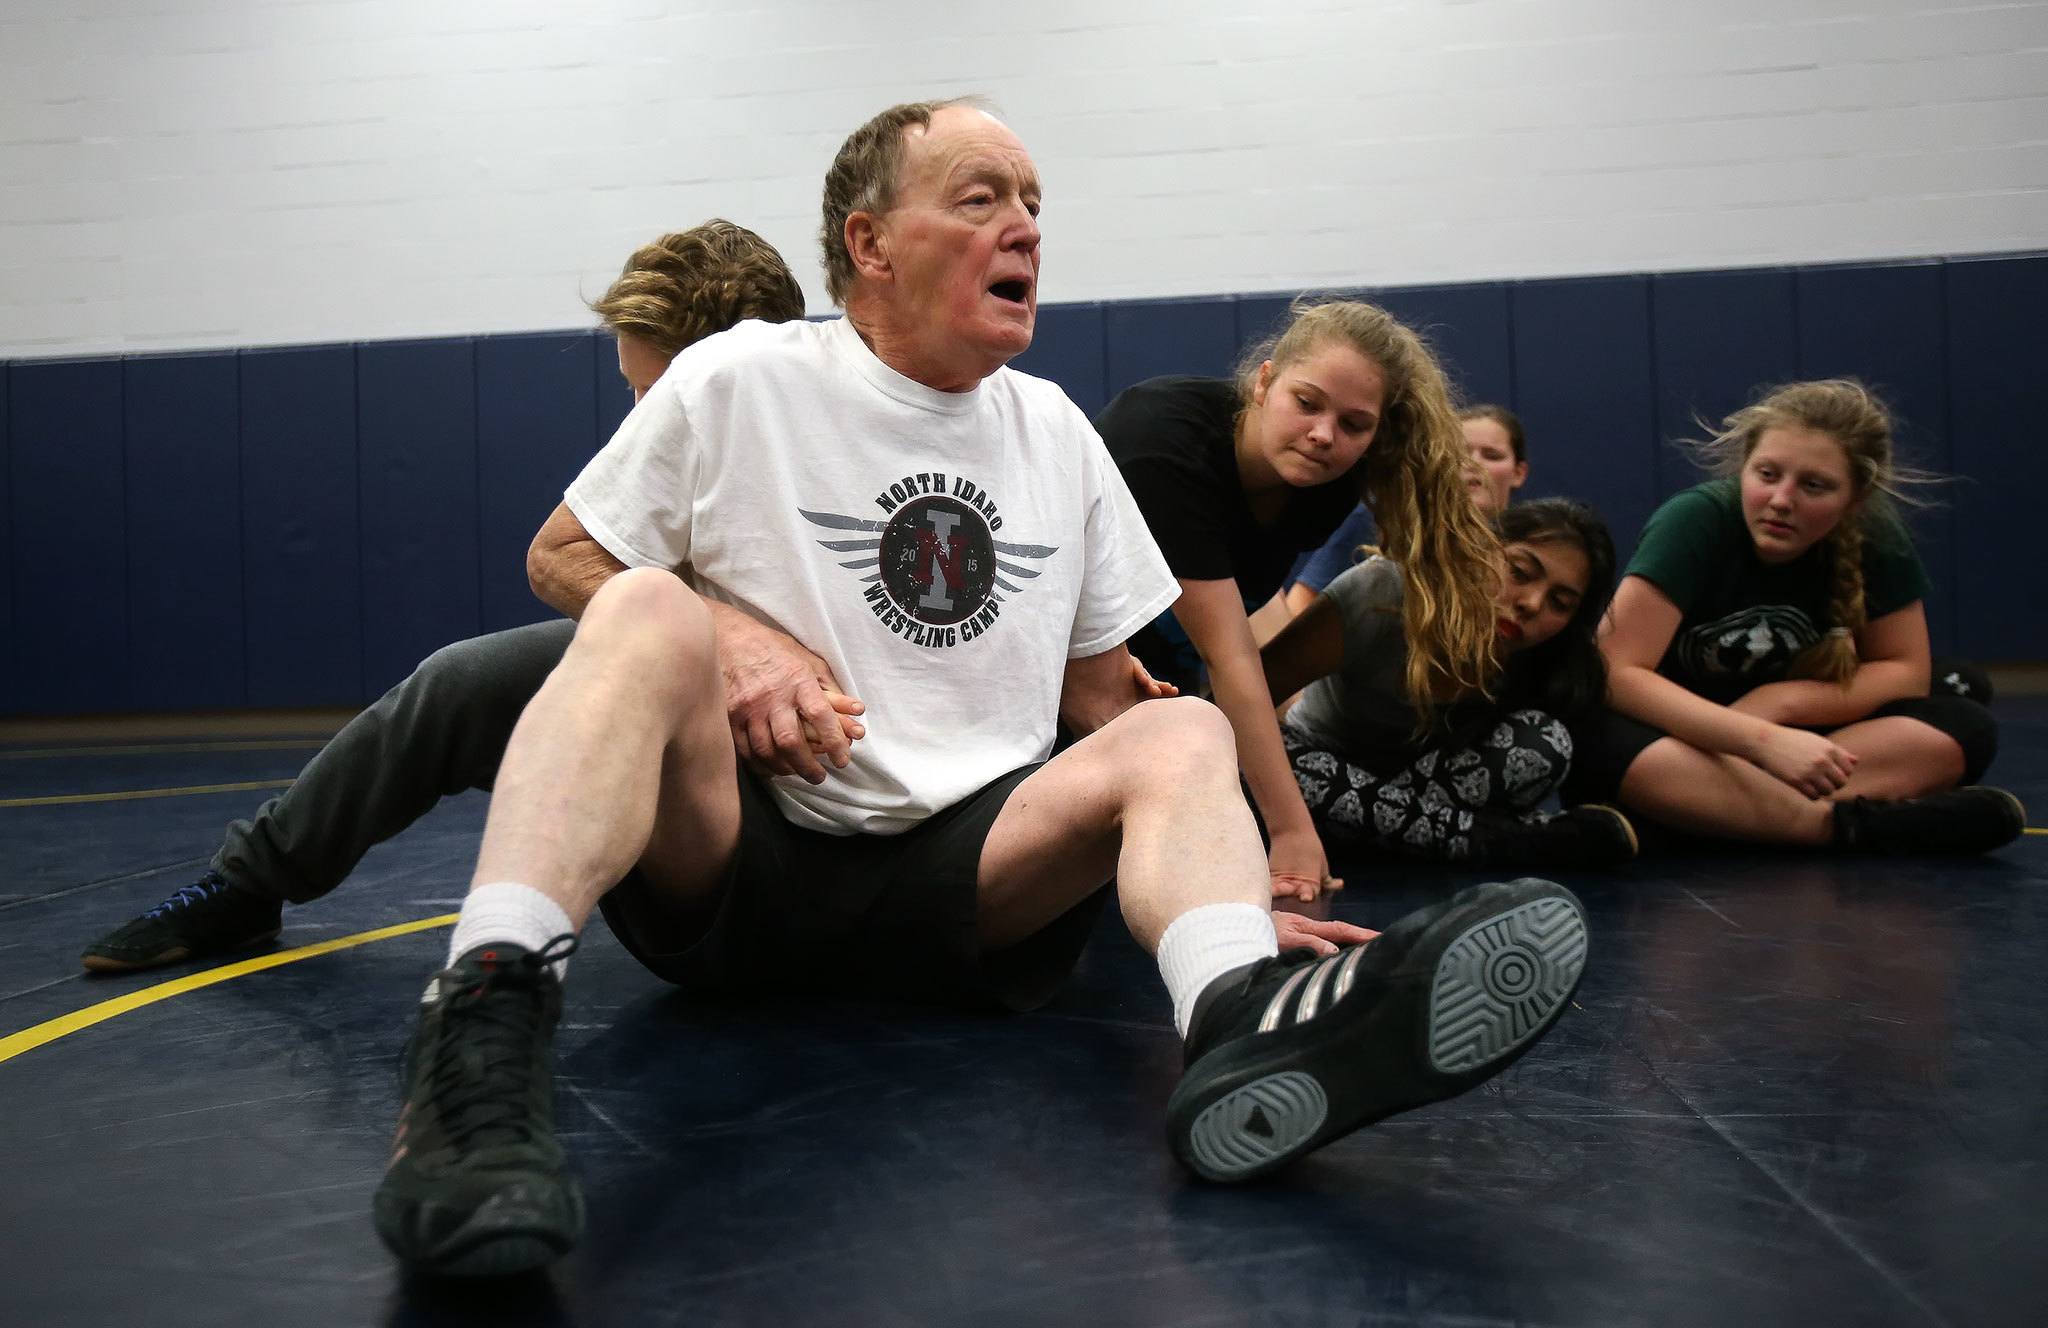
[1241,298,1502,713]
[1689,378,1926,685]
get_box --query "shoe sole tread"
[1171,885,1587,1183]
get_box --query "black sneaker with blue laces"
[79,870,284,973]
[373,937,584,1277]
[1166,878,1588,1183]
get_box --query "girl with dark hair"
[1262,499,1637,867]
[1571,379,2023,853]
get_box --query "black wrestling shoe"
[1470,804,1639,869]
[1833,786,2026,855]
[373,937,584,1277]
[1166,879,1587,1183]
[79,870,283,973]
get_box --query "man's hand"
[713,608,866,785]
[1128,655,1180,702]
[1272,910,1378,956]
[1059,645,1179,736]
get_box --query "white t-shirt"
[564,316,1180,835]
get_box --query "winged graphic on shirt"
[800,498,1057,631]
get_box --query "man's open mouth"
[988,279,1030,306]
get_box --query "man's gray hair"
[818,96,995,305]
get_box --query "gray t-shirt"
[1283,556,1420,766]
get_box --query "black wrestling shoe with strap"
[1469,804,1639,869]
[1832,786,2026,855]
[1166,878,1588,1183]
[79,870,283,973]
[373,937,584,1277]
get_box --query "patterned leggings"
[1284,709,1574,861]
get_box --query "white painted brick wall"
[2,0,2045,357]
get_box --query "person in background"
[1569,378,2023,854]
[1271,402,1529,628]
[1096,300,1502,902]
[80,220,843,974]
[1264,498,1636,868]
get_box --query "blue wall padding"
[1012,302,1108,418]
[477,332,598,633]
[123,354,245,710]
[4,251,2046,717]
[357,339,481,694]
[0,368,12,709]
[9,359,127,715]
[1233,294,1298,363]
[1372,282,1515,409]
[1795,263,1954,652]
[593,331,636,443]
[1649,269,1799,496]
[1510,276,1661,547]
[239,345,362,707]
[1104,297,1241,398]
[1944,255,2048,660]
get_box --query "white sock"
[446,882,576,981]
[1156,903,1278,1039]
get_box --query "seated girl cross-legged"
[1263,498,1639,869]
[1568,379,2024,854]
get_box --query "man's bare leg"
[468,568,743,927]
[374,569,743,1277]
[978,698,1267,954]
[977,698,1588,1183]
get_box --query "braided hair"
[589,220,806,356]
[1690,379,1914,686]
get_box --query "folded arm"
[1259,590,1347,721]
[1726,602,1931,729]
[1602,575,1856,797]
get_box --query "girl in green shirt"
[1575,379,2021,854]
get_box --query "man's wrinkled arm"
[527,502,630,619]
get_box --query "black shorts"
[596,764,1109,1012]
[1562,694,1999,805]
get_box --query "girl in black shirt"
[1096,298,1499,902]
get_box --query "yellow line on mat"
[2026,827,2047,836]
[0,779,295,809]
[0,913,459,1065]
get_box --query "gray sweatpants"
[212,619,576,902]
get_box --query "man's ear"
[846,211,891,284]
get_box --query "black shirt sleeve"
[1094,377,1243,582]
